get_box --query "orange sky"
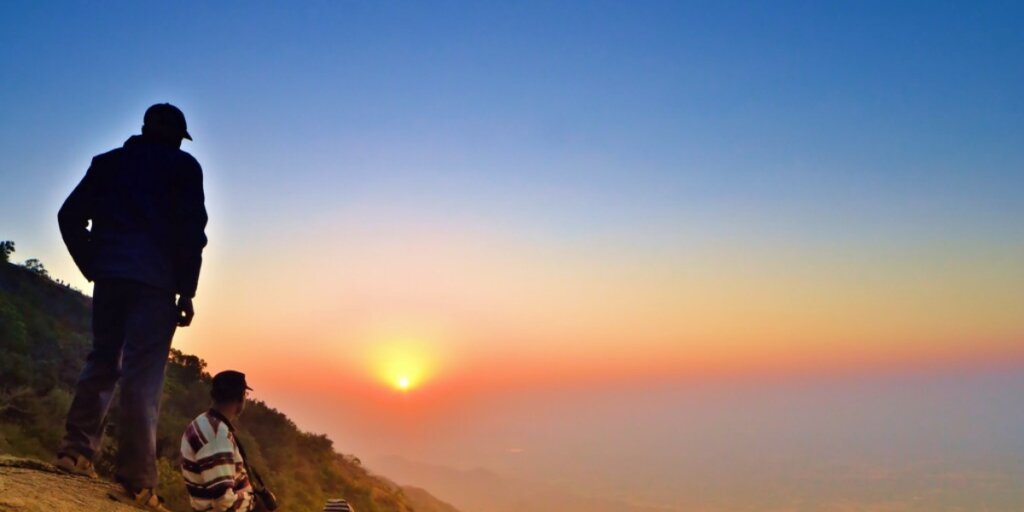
[146,211,1024,411]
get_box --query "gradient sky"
[2,1,1024,507]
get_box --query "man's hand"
[177,297,195,327]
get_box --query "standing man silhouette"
[55,103,208,511]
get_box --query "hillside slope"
[0,259,457,512]
[399,486,462,512]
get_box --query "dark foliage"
[0,241,13,262]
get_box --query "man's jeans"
[61,278,178,489]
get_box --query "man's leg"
[61,279,126,460]
[116,281,178,490]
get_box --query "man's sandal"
[107,484,171,512]
[54,452,99,479]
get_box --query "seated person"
[180,371,255,511]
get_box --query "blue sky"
[3,1,1022,265]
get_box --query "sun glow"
[363,336,438,393]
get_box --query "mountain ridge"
[369,455,676,512]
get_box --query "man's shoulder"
[190,411,228,438]
[91,147,124,165]
[175,149,202,170]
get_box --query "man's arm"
[175,157,209,298]
[175,157,209,326]
[57,160,97,281]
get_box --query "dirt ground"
[0,456,143,512]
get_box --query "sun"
[364,337,437,393]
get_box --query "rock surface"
[0,456,142,512]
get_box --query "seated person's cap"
[144,103,192,140]
[212,370,253,399]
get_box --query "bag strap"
[206,409,267,491]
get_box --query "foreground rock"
[0,456,141,512]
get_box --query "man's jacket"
[58,134,208,297]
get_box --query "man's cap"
[143,103,192,140]
[211,370,253,401]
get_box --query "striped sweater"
[180,410,254,511]
[324,499,354,511]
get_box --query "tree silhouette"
[22,258,48,278]
[0,241,14,262]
